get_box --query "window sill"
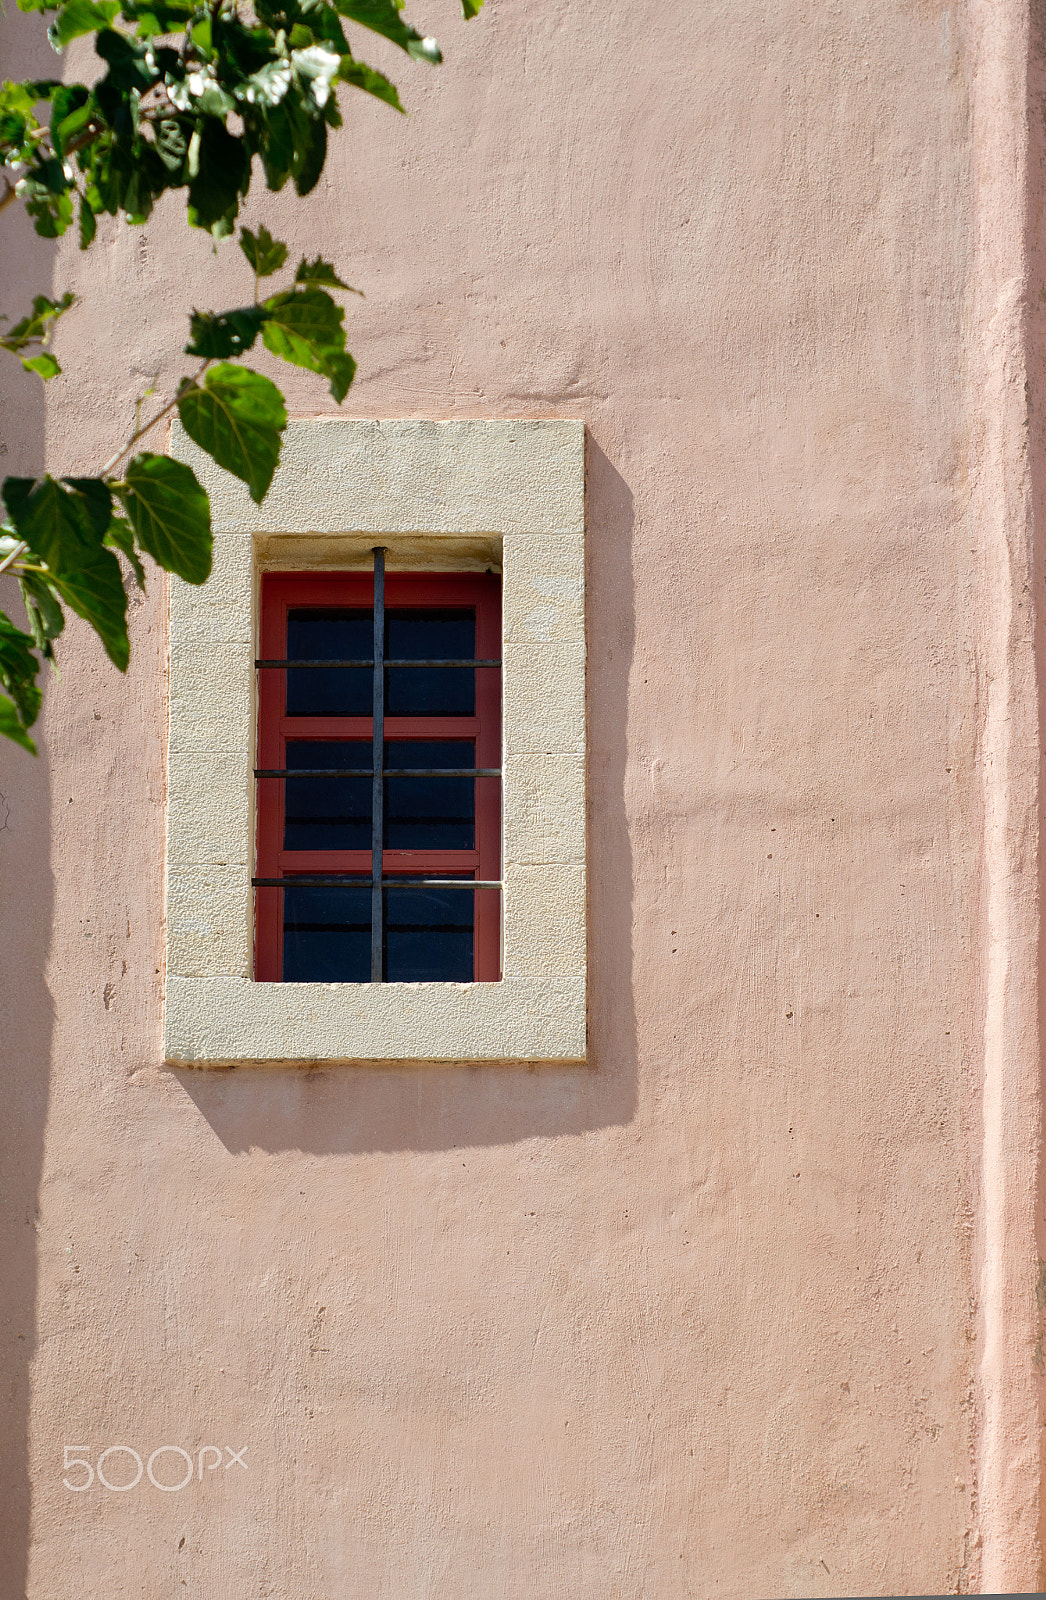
[164,975,586,1066]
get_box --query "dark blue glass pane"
[384,741,474,849]
[386,609,475,716]
[283,883,370,981]
[385,885,473,981]
[286,609,371,716]
[284,741,370,850]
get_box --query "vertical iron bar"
[370,547,386,981]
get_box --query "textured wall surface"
[1,0,1045,1594]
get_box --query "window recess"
[253,553,502,983]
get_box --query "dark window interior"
[283,741,370,851]
[385,885,474,982]
[386,610,475,715]
[384,741,475,849]
[285,607,476,718]
[282,882,474,983]
[286,608,370,716]
[282,881,370,983]
[258,573,499,985]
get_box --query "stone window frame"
[163,417,586,1065]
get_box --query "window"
[164,417,585,1065]
[254,561,502,983]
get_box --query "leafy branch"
[0,0,483,751]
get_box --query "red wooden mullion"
[255,570,502,983]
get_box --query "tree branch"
[0,121,102,226]
[62,122,104,159]
[101,360,210,476]
[0,541,28,577]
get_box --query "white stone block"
[168,541,254,645]
[166,749,251,867]
[166,866,251,978]
[502,641,585,755]
[171,419,585,537]
[164,974,587,1064]
[503,754,586,866]
[169,642,253,754]
[503,865,586,976]
[503,535,585,645]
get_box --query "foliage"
[0,0,482,750]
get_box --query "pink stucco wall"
[2,0,1045,1593]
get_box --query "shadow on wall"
[0,66,56,1591]
[174,433,637,1154]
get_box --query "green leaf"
[333,0,441,61]
[461,0,482,15]
[51,544,128,670]
[184,305,267,359]
[240,225,287,278]
[263,286,343,347]
[254,92,328,195]
[294,255,358,291]
[79,194,97,249]
[261,287,356,401]
[291,43,341,110]
[0,611,42,728]
[94,27,156,91]
[21,352,61,380]
[118,454,212,584]
[0,292,75,355]
[0,692,36,754]
[2,474,109,573]
[291,105,326,196]
[24,187,75,240]
[336,55,404,111]
[177,364,286,504]
[154,118,188,174]
[18,571,65,656]
[235,58,292,109]
[50,83,91,156]
[124,0,196,35]
[189,11,211,50]
[186,120,249,235]
[321,348,356,401]
[0,81,42,117]
[103,513,146,589]
[61,476,113,539]
[48,0,120,47]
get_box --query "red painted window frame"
[255,570,502,983]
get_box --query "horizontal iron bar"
[255,768,501,779]
[253,877,502,889]
[255,659,501,669]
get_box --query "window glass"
[283,741,370,851]
[385,740,475,849]
[286,608,371,716]
[282,882,370,982]
[384,884,474,982]
[386,609,475,716]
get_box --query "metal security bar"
[371,548,385,979]
[253,878,502,889]
[255,547,503,981]
[256,659,502,668]
[256,768,501,777]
